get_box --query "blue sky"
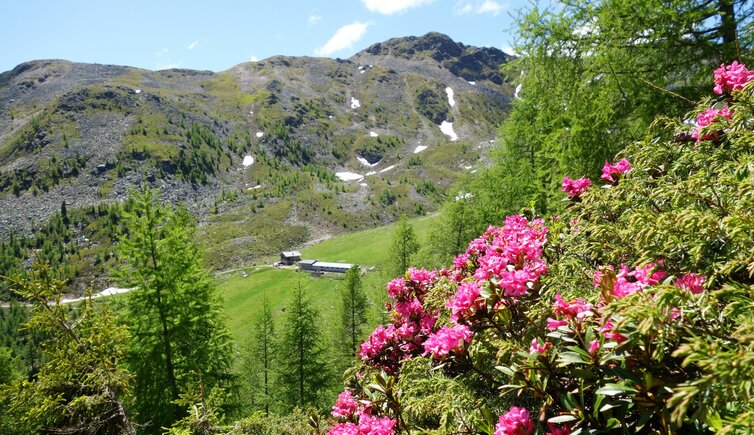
[1,0,529,73]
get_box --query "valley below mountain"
[0,32,513,293]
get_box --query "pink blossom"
[610,263,666,299]
[447,281,482,321]
[552,294,594,321]
[530,338,552,354]
[408,267,436,288]
[332,390,360,419]
[675,273,705,294]
[547,318,568,330]
[598,320,626,343]
[329,422,359,435]
[360,324,395,359]
[693,107,733,141]
[357,414,396,435]
[546,423,572,435]
[423,324,473,358]
[386,278,407,299]
[495,407,534,435]
[588,339,600,355]
[561,176,592,197]
[713,61,754,94]
[600,158,632,183]
[453,253,471,269]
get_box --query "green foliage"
[227,408,317,435]
[388,215,420,277]
[339,266,368,357]
[275,280,332,412]
[0,266,134,434]
[114,186,235,432]
[492,0,753,216]
[241,296,276,416]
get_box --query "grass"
[216,213,441,344]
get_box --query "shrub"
[326,64,754,434]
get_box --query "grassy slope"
[217,213,438,345]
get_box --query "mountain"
[0,32,513,289]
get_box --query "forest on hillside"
[2,1,754,434]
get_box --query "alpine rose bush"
[327,62,754,434]
[560,176,591,198]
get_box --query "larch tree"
[339,266,368,358]
[388,215,420,278]
[242,295,276,416]
[276,279,331,411]
[114,186,235,432]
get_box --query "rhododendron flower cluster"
[561,176,592,197]
[446,281,482,322]
[466,216,548,298]
[713,61,754,95]
[360,268,439,373]
[495,407,534,435]
[423,324,473,358]
[600,158,631,183]
[332,390,360,419]
[594,263,666,299]
[328,414,396,435]
[675,272,705,294]
[693,106,732,141]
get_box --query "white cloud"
[362,0,434,15]
[455,0,506,16]
[250,55,258,62]
[155,48,168,57]
[156,62,183,70]
[187,40,199,50]
[308,15,322,26]
[315,22,370,56]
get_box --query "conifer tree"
[388,215,420,277]
[276,279,331,411]
[339,266,368,357]
[242,296,276,416]
[114,186,234,432]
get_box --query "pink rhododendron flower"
[408,267,436,288]
[588,339,600,355]
[675,272,705,294]
[546,422,572,435]
[357,414,396,435]
[329,422,359,435]
[600,158,632,183]
[332,390,360,419]
[561,176,592,197]
[447,281,482,321]
[598,320,626,343]
[552,294,594,321]
[547,318,568,330]
[360,324,395,359]
[608,263,667,299]
[693,106,733,141]
[423,324,473,358]
[386,278,407,299]
[530,338,552,354]
[713,61,754,94]
[495,407,534,435]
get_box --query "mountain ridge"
[0,32,513,289]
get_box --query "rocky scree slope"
[0,32,512,287]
